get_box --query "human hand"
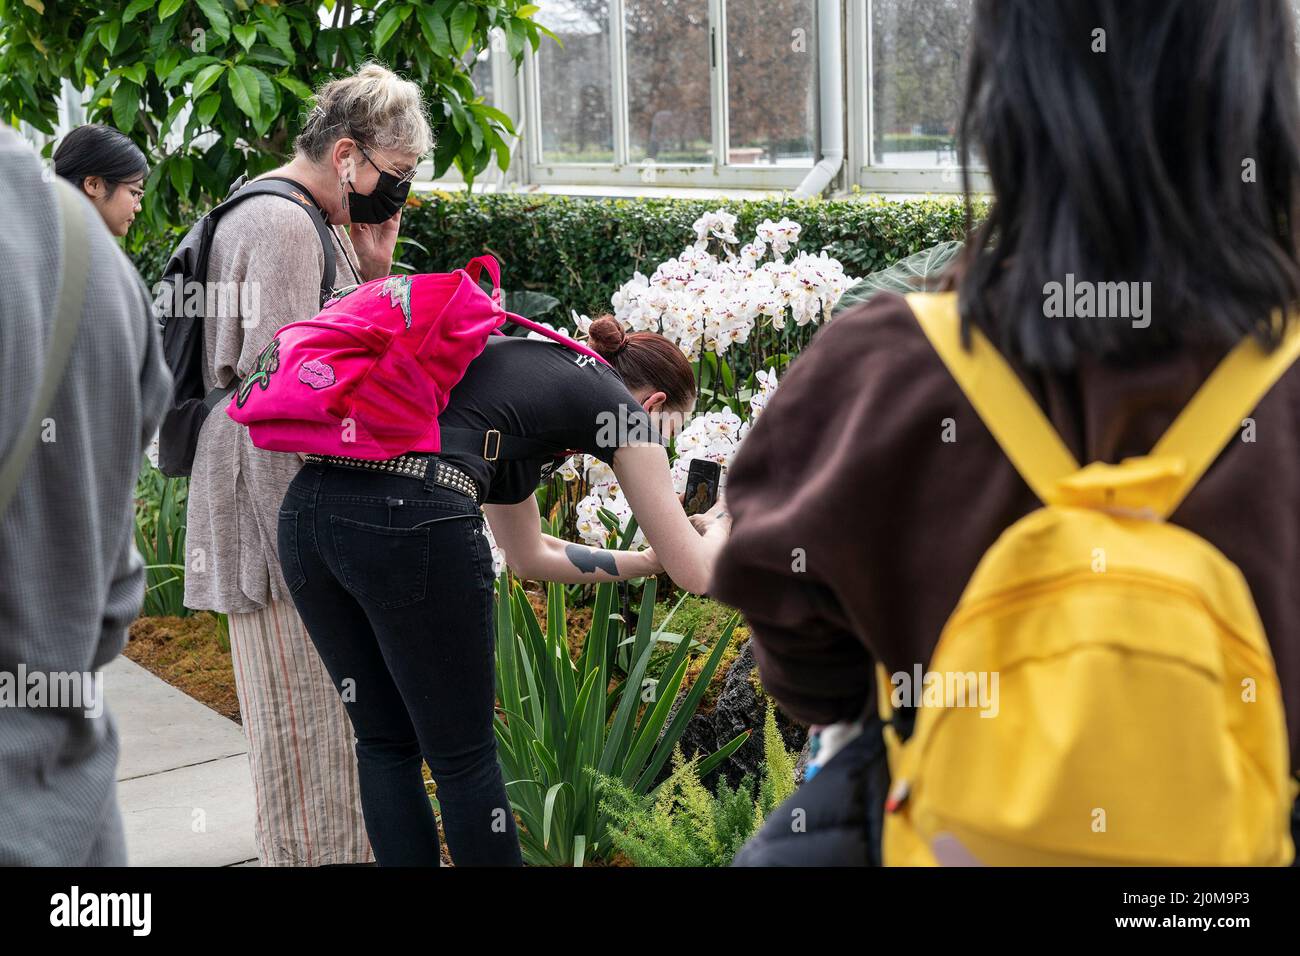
[695,496,731,537]
[351,209,402,280]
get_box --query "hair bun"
[587,315,629,358]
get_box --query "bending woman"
[279,316,731,866]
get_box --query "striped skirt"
[228,599,373,866]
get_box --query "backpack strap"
[908,291,1300,519]
[0,178,90,517]
[216,176,342,303]
[464,254,613,367]
[505,312,613,367]
[906,292,1080,505]
[1151,315,1300,518]
[199,177,346,405]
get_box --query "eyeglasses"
[357,143,418,185]
[113,182,145,203]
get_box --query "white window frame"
[427,0,990,197]
[848,0,989,194]
[519,0,819,191]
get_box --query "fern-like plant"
[596,700,799,867]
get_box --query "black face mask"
[346,145,412,223]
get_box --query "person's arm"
[484,493,662,584]
[612,442,729,595]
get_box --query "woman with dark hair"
[712,0,1300,865]
[280,312,728,866]
[52,124,148,237]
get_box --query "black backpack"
[154,176,342,477]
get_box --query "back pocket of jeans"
[330,515,429,609]
[277,509,307,594]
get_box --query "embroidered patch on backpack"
[298,359,336,390]
[377,275,413,329]
[324,284,360,308]
[236,338,281,407]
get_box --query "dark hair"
[957,0,1300,369]
[587,316,697,410]
[52,124,148,195]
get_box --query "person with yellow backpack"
[709,0,1300,866]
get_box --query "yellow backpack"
[880,292,1299,867]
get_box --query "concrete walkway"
[106,656,258,867]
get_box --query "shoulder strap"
[1151,315,1300,517]
[906,292,1080,505]
[908,291,1300,518]
[0,178,90,517]
[215,177,338,301]
[463,254,612,367]
[506,312,613,367]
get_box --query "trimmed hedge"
[401,191,977,317]
[131,191,984,317]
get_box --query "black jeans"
[279,459,522,867]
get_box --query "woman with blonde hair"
[184,62,432,866]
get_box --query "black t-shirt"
[437,335,660,504]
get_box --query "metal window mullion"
[610,0,631,168]
[865,0,877,171]
[710,0,729,171]
[846,0,869,185]
[522,40,545,168]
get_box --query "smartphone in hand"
[683,459,722,516]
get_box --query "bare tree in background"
[872,0,972,162]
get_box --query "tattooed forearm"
[565,544,620,576]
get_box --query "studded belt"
[304,453,481,505]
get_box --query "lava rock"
[659,639,808,790]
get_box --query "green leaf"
[160,90,189,135]
[111,82,139,132]
[124,63,148,86]
[374,4,411,52]
[168,155,194,200]
[243,44,289,68]
[504,19,526,60]
[416,6,452,55]
[190,63,225,99]
[88,71,120,106]
[159,0,186,21]
[98,20,121,55]
[534,22,561,48]
[123,0,155,23]
[233,23,257,50]
[470,102,515,131]
[163,54,219,89]
[194,0,232,40]
[226,64,263,120]
[260,15,295,61]
[274,74,312,100]
[541,782,567,849]
[836,240,964,314]
[196,91,221,126]
[518,3,540,17]
[251,68,278,136]
[449,2,478,56]
[154,49,183,84]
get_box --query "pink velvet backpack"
[225,255,610,458]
